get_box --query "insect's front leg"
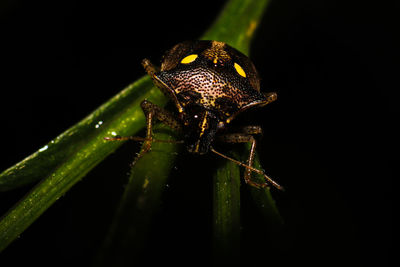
[105,100,182,163]
[139,100,182,155]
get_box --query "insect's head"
[180,104,218,155]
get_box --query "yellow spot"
[181,54,198,64]
[234,62,246,77]
[213,57,218,64]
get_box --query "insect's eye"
[181,54,198,64]
[234,62,246,78]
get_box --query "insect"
[109,40,283,190]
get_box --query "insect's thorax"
[156,66,262,122]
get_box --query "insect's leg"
[237,126,264,186]
[218,133,260,188]
[104,135,183,144]
[139,100,182,154]
[105,100,182,162]
[141,58,160,76]
[141,101,155,154]
[140,100,182,131]
[217,131,283,190]
[239,125,263,135]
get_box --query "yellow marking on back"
[181,54,198,64]
[234,62,246,77]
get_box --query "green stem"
[212,156,241,264]
[202,0,270,54]
[204,0,274,260]
[247,146,283,224]
[94,125,179,267]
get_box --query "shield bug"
[109,40,283,190]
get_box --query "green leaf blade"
[202,0,270,54]
[0,76,159,191]
[0,77,167,251]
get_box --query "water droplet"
[95,120,104,128]
[39,145,48,152]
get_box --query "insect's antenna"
[210,147,284,191]
[104,136,184,144]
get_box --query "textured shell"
[155,40,266,121]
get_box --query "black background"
[0,0,394,266]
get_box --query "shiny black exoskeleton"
[143,40,276,155]
[139,40,282,189]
